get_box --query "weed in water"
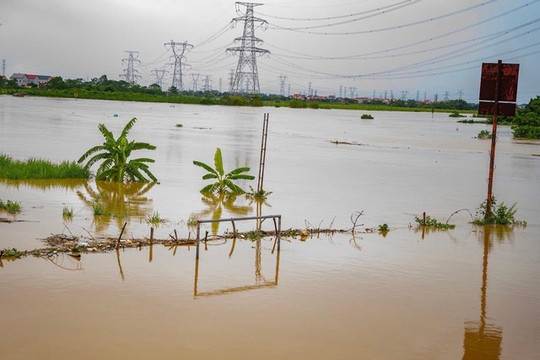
[476,130,492,139]
[92,202,108,216]
[0,199,21,214]
[246,186,273,201]
[361,114,374,119]
[414,214,455,229]
[0,154,90,179]
[187,215,199,229]
[62,206,74,220]
[146,211,167,226]
[378,223,390,232]
[473,197,526,226]
[1,248,22,258]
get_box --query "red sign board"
[478,62,519,116]
[478,101,517,117]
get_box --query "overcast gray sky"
[1,0,539,103]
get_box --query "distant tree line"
[2,74,478,112]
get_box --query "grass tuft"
[0,154,90,180]
[0,199,22,214]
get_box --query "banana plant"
[78,118,157,183]
[193,148,254,194]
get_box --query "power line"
[265,18,540,61]
[268,0,504,35]
[256,0,421,21]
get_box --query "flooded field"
[1,96,539,359]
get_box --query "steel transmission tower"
[278,75,287,96]
[164,40,193,91]
[202,75,212,92]
[227,2,270,95]
[120,51,141,84]
[191,73,200,91]
[151,69,167,89]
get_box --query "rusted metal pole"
[486,60,502,219]
[116,222,127,250]
[196,221,201,260]
[257,113,269,193]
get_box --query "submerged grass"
[0,199,22,214]
[0,154,90,180]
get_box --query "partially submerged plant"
[361,114,374,119]
[92,202,108,216]
[146,211,167,226]
[0,248,22,259]
[62,206,74,220]
[78,117,157,183]
[193,148,255,194]
[477,129,492,139]
[414,214,455,229]
[378,223,390,233]
[0,199,21,214]
[473,197,526,226]
[246,186,273,201]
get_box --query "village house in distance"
[10,73,52,87]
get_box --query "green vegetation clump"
[246,186,273,201]
[361,114,374,119]
[0,154,90,180]
[0,199,21,214]
[78,118,157,183]
[449,111,465,118]
[0,248,22,259]
[62,206,74,220]
[473,197,526,226]
[414,215,455,229]
[512,96,540,139]
[146,211,167,226]
[92,202,108,216]
[477,130,492,139]
[193,148,255,194]
[378,223,389,232]
[289,99,306,109]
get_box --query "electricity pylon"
[191,73,200,92]
[151,69,167,89]
[227,2,269,95]
[120,51,141,84]
[164,40,193,91]
[202,75,212,92]
[279,75,287,96]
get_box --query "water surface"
[1,96,539,359]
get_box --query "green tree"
[193,148,254,194]
[78,118,157,183]
[512,96,540,139]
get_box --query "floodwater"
[1,95,539,359]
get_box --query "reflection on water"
[42,252,84,271]
[463,227,507,360]
[194,237,280,298]
[194,192,252,234]
[0,178,87,191]
[76,181,155,233]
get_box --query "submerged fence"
[195,214,282,259]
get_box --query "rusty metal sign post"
[478,60,519,218]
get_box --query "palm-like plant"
[78,118,157,183]
[193,148,254,194]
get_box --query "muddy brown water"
[1,96,539,359]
